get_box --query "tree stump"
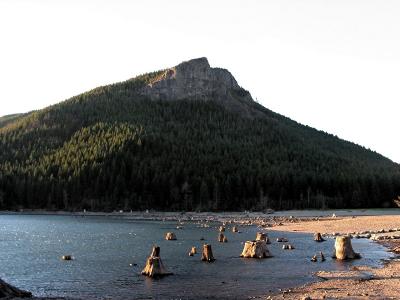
[333,236,361,260]
[201,244,215,262]
[0,278,32,298]
[276,237,288,242]
[256,232,267,241]
[165,232,177,240]
[240,240,272,258]
[232,226,239,233]
[218,233,228,243]
[219,226,225,232]
[189,246,197,256]
[314,232,325,242]
[142,246,172,277]
[311,254,317,262]
[282,244,295,250]
[320,251,326,262]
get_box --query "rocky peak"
[141,57,244,101]
[140,57,263,117]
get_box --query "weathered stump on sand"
[165,232,177,240]
[219,226,225,232]
[218,233,228,243]
[314,232,325,242]
[0,278,32,298]
[255,232,267,241]
[240,240,272,258]
[201,244,215,262]
[189,246,197,256]
[333,236,361,260]
[142,246,172,277]
[232,226,239,233]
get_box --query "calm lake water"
[0,215,392,299]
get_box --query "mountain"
[0,113,25,128]
[0,58,399,211]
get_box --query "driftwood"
[188,246,197,256]
[314,233,325,242]
[218,233,228,243]
[240,240,272,258]
[0,278,32,298]
[201,244,215,262]
[142,246,172,277]
[219,226,225,232]
[165,232,177,240]
[333,236,361,260]
[232,226,239,233]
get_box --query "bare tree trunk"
[188,247,197,256]
[218,233,228,242]
[165,232,177,240]
[240,240,272,258]
[333,236,361,260]
[142,246,172,277]
[314,232,325,242]
[201,244,215,262]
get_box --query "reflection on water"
[0,215,392,299]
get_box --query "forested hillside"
[1,58,399,211]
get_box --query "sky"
[0,0,399,163]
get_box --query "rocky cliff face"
[140,57,261,117]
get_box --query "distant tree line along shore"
[0,69,399,211]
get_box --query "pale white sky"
[1,0,399,163]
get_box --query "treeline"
[1,72,399,211]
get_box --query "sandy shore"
[268,215,400,235]
[267,215,400,300]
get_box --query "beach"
[267,214,400,299]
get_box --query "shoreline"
[266,215,400,299]
[3,211,400,299]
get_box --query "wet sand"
[267,215,400,300]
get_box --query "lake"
[0,214,392,299]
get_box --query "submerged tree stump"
[320,251,326,262]
[256,232,267,241]
[232,226,239,233]
[165,232,177,240]
[333,236,361,260]
[189,246,197,256]
[282,244,295,250]
[314,233,325,242]
[218,233,228,243]
[142,246,172,277]
[201,244,215,262]
[311,254,318,262]
[240,240,272,258]
[276,237,288,243]
[0,278,32,298]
